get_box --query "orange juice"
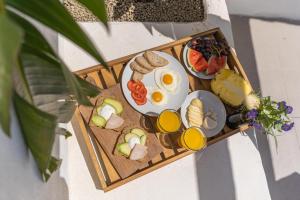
[179,127,206,151]
[156,110,181,133]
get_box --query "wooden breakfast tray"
[71,28,250,192]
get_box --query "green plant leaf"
[76,75,100,97]
[8,11,100,103]
[13,92,58,180]
[75,0,108,29]
[19,46,81,122]
[6,0,108,68]
[0,0,5,13]
[20,45,96,106]
[7,10,55,56]
[56,127,72,139]
[0,14,23,136]
[42,156,62,182]
[38,99,76,123]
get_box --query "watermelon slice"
[187,48,208,72]
[207,55,227,75]
[195,57,208,72]
[187,48,202,65]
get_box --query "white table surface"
[58,19,271,200]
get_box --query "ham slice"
[105,113,124,129]
[129,144,148,161]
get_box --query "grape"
[196,47,202,52]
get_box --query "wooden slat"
[198,79,211,91]
[172,45,183,62]
[112,63,124,81]
[162,48,174,56]
[188,74,203,91]
[94,141,121,183]
[229,49,251,83]
[150,154,163,164]
[87,72,103,89]
[72,109,107,189]
[149,116,177,158]
[100,68,117,88]
[81,72,121,184]
[162,146,176,159]
[207,125,249,146]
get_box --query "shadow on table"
[194,140,236,200]
[230,15,300,200]
[140,14,234,47]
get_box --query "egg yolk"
[162,74,173,85]
[152,91,163,102]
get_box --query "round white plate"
[182,41,215,80]
[121,51,189,116]
[180,90,226,137]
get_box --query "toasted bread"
[144,51,169,67]
[130,61,151,74]
[136,56,155,70]
[132,71,144,81]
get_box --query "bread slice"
[132,71,144,81]
[130,61,151,74]
[144,51,169,67]
[136,56,155,70]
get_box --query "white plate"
[182,41,215,80]
[180,90,226,137]
[121,51,189,116]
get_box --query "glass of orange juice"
[156,109,181,134]
[178,127,207,151]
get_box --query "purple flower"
[281,122,294,132]
[253,122,262,130]
[246,109,258,120]
[285,106,293,114]
[277,101,287,109]
[249,121,262,129]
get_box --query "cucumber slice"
[125,133,139,142]
[140,135,147,145]
[117,143,131,157]
[103,98,123,114]
[91,115,106,127]
[130,128,145,137]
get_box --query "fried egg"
[154,68,180,93]
[146,87,168,106]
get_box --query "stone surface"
[64,0,205,22]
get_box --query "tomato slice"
[127,80,136,91]
[135,97,147,105]
[139,87,147,96]
[131,91,143,101]
[128,80,148,105]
